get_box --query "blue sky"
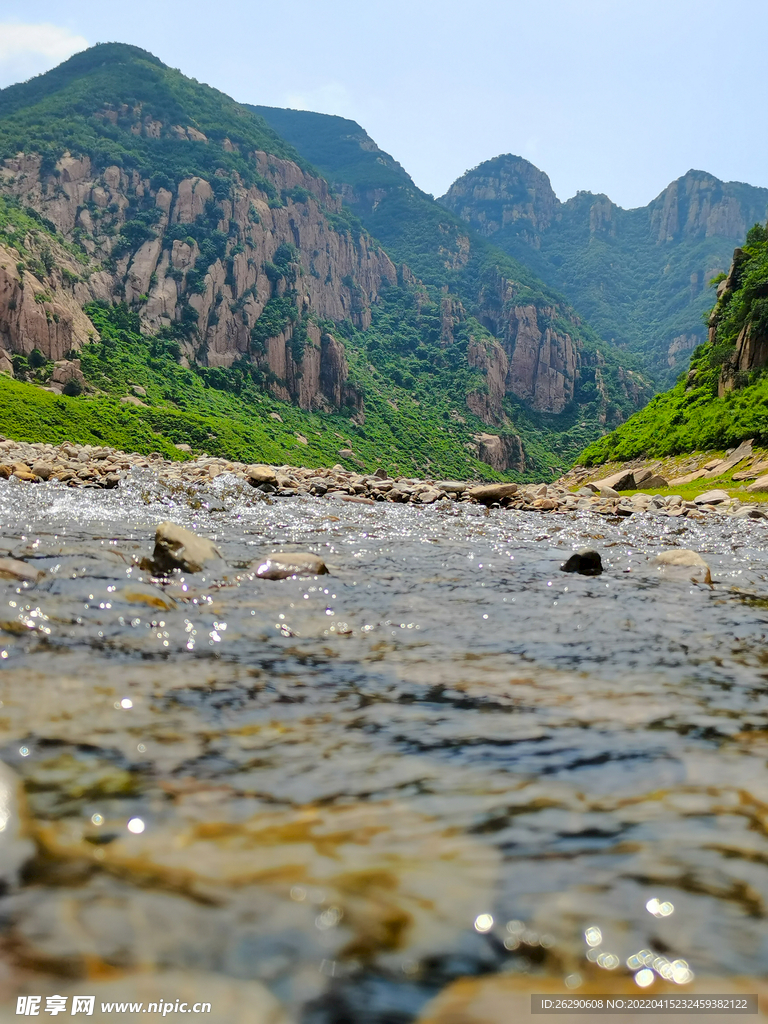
[0,0,766,209]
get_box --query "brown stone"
[253,552,329,579]
[641,473,669,489]
[141,522,223,575]
[246,465,277,486]
[467,483,518,504]
[31,461,54,480]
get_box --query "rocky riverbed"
[1,448,768,1022]
[1,437,766,520]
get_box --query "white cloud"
[0,23,89,87]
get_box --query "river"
[1,470,767,1022]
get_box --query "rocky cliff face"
[474,272,577,413]
[648,171,766,244]
[442,160,768,250]
[715,243,768,396]
[0,148,396,411]
[667,333,699,368]
[441,155,558,246]
[440,157,768,385]
[0,242,103,361]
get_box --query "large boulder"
[693,489,730,505]
[596,468,635,491]
[246,465,278,487]
[640,473,669,490]
[51,359,86,388]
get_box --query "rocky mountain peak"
[438,154,560,244]
[649,169,768,243]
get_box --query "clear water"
[1,471,768,1021]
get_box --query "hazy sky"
[1,1,766,209]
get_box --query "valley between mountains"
[0,43,766,478]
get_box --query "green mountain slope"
[1,300,514,479]
[0,47,543,478]
[578,224,768,464]
[250,106,652,464]
[0,43,303,183]
[439,154,768,386]
[0,46,650,478]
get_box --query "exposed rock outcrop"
[466,336,508,423]
[472,432,525,472]
[440,156,768,385]
[440,154,558,245]
[0,149,397,412]
[476,272,578,413]
[0,244,98,361]
[502,304,576,413]
[714,242,768,396]
[649,171,766,244]
[667,333,701,368]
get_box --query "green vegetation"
[439,155,768,385]
[254,107,652,458]
[0,194,89,269]
[0,301,533,479]
[579,225,768,464]
[248,107,413,193]
[0,49,653,477]
[0,43,305,188]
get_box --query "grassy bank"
[0,303,517,480]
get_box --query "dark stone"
[561,548,603,576]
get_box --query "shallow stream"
[1,471,768,1021]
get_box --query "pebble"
[0,437,765,522]
[253,553,329,580]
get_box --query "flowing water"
[1,472,768,1022]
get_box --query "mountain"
[439,154,768,385]
[251,106,652,462]
[0,45,650,478]
[578,222,768,464]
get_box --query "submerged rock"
[0,761,34,888]
[560,548,603,576]
[141,521,223,575]
[121,583,178,610]
[654,549,712,584]
[254,552,329,580]
[0,557,45,582]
